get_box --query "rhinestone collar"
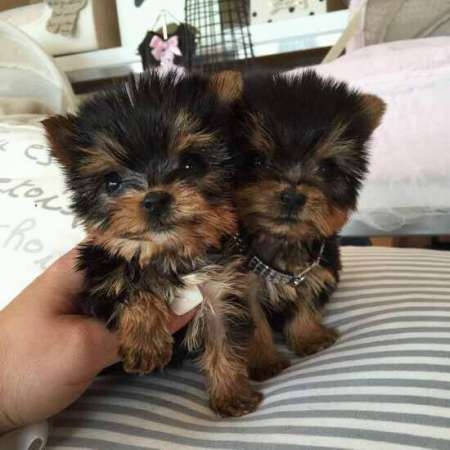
[233,233,325,287]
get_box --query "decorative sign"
[45,0,87,36]
[270,0,308,14]
[250,0,326,25]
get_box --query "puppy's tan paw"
[211,387,263,417]
[292,326,338,356]
[249,357,290,382]
[120,330,173,374]
[117,293,173,374]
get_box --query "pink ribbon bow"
[149,35,182,67]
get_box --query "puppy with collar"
[232,71,385,380]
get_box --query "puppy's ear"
[360,94,386,131]
[42,114,78,167]
[209,70,243,103]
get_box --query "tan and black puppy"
[43,70,262,417]
[232,71,385,381]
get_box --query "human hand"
[0,249,196,433]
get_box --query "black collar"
[233,232,325,287]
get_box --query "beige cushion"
[348,0,450,51]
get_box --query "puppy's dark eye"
[252,154,267,168]
[180,153,207,174]
[105,172,122,194]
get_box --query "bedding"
[47,246,450,450]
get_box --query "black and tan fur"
[43,70,262,417]
[232,71,385,380]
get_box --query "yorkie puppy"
[43,70,262,417]
[232,71,385,381]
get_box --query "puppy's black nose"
[143,191,172,215]
[280,190,306,211]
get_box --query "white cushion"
[0,115,83,307]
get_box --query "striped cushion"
[48,246,450,450]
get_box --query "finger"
[168,307,199,334]
[84,319,121,370]
[28,248,84,314]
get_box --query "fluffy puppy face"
[234,71,386,241]
[43,71,239,262]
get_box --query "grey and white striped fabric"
[48,246,450,450]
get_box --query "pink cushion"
[289,37,450,232]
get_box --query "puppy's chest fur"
[249,238,341,314]
[79,244,227,320]
[82,245,186,292]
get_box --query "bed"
[47,246,450,450]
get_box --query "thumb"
[84,318,121,372]
[65,316,120,380]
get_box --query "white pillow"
[0,115,84,308]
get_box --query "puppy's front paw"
[249,357,290,382]
[292,326,338,356]
[117,293,173,374]
[211,386,263,417]
[120,329,173,374]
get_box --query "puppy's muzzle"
[280,190,306,217]
[143,191,173,217]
